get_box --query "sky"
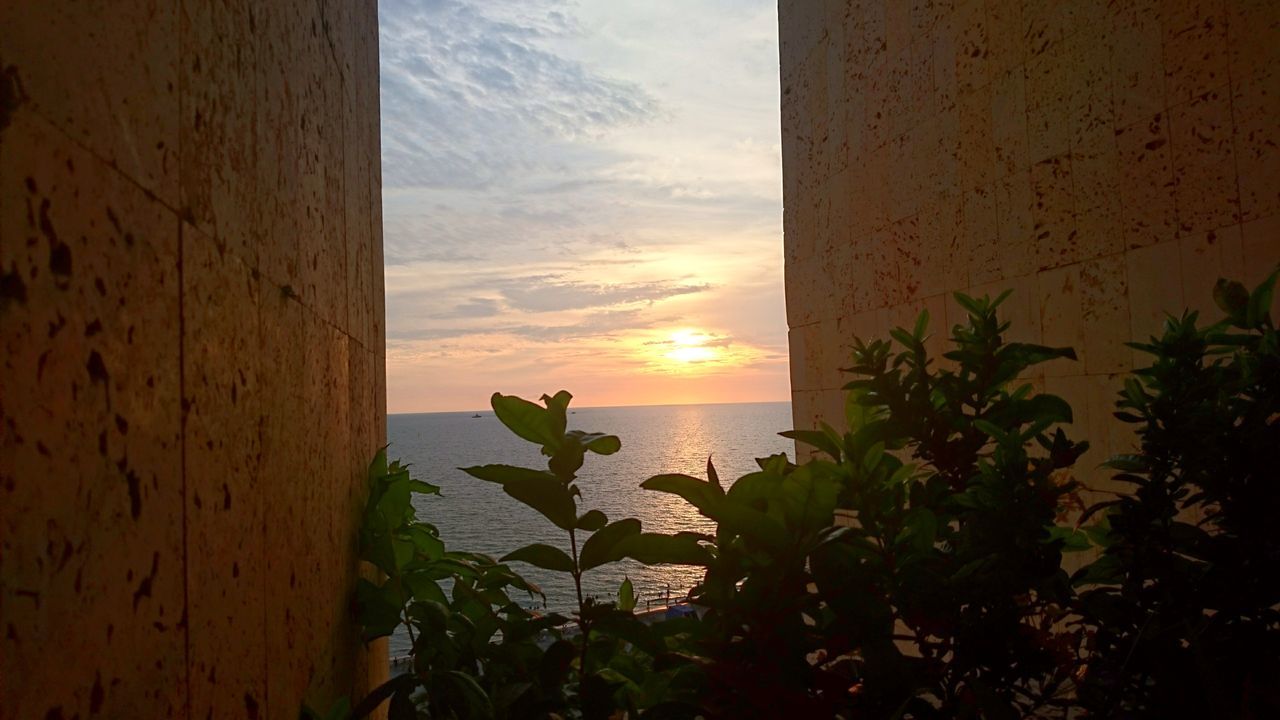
[379,0,787,413]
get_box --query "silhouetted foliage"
[309,271,1280,720]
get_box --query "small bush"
[1073,272,1280,717]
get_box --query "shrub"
[337,273,1280,719]
[1073,272,1280,717]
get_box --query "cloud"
[498,277,710,313]
[379,0,659,190]
[430,297,502,319]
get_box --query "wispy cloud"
[380,0,658,190]
[498,277,710,313]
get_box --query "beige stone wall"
[1,2,386,718]
[781,1,1279,481]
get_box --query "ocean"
[385,400,793,655]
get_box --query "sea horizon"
[388,397,792,417]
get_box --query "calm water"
[385,401,793,655]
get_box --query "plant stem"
[568,527,590,705]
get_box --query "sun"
[665,329,718,364]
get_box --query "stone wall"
[780,0,1279,483]
[0,2,386,718]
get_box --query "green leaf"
[862,441,886,471]
[355,578,404,641]
[1104,454,1146,473]
[616,532,711,566]
[580,518,642,570]
[403,572,449,605]
[717,501,789,548]
[502,543,575,573]
[408,479,440,496]
[1214,278,1250,324]
[460,464,557,485]
[491,392,559,448]
[1247,268,1279,327]
[503,476,577,531]
[576,509,609,531]
[369,447,389,481]
[1023,393,1074,424]
[564,430,621,455]
[541,390,572,438]
[899,507,937,552]
[460,466,577,530]
[706,455,722,492]
[618,576,637,612]
[641,473,721,515]
[889,327,917,349]
[972,419,1007,442]
[780,429,842,460]
[1045,525,1093,552]
[1000,342,1077,368]
[913,309,930,339]
[439,670,494,720]
[954,292,984,317]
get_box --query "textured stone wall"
[781,1,1279,484]
[0,2,386,718]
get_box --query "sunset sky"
[379,0,788,413]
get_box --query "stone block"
[1069,127,1124,260]
[254,1,314,291]
[994,171,1037,278]
[869,225,903,308]
[816,316,847,390]
[1162,0,1230,105]
[1060,31,1113,150]
[1125,240,1185,365]
[788,326,813,393]
[1024,51,1071,164]
[931,11,959,112]
[789,389,821,435]
[1169,89,1239,234]
[259,284,308,719]
[956,82,995,191]
[983,0,1025,76]
[963,183,1000,285]
[785,255,819,328]
[1079,254,1131,374]
[848,146,892,236]
[0,113,185,720]
[885,1,912,56]
[887,130,919,221]
[1232,68,1280,223]
[1037,263,1087,377]
[1107,0,1167,129]
[0,0,179,205]
[1030,154,1078,271]
[1227,1,1280,84]
[179,0,260,266]
[1178,227,1245,320]
[778,0,825,65]
[840,232,879,317]
[990,66,1029,178]
[1115,113,1178,249]
[183,223,266,720]
[907,191,965,300]
[953,0,989,95]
